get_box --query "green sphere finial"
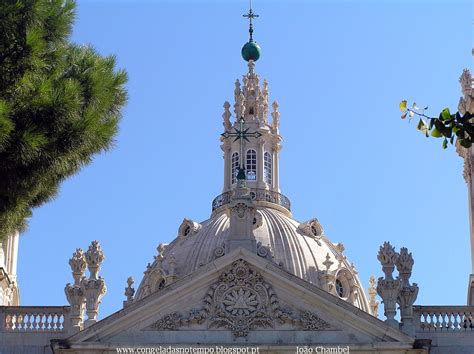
[241,41,261,62]
[242,1,261,62]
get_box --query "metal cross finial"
[243,0,259,41]
[221,117,262,180]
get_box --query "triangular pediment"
[59,248,414,352]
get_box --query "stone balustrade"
[0,306,70,332]
[414,306,474,332]
[212,188,291,212]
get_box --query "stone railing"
[212,188,291,212]
[0,306,71,332]
[414,306,474,332]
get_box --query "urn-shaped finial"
[85,240,105,280]
[69,248,87,286]
[377,242,399,280]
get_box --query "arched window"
[246,149,257,180]
[231,152,239,184]
[264,151,272,185]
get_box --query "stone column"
[81,241,107,328]
[376,242,401,328]
[223,144,231,192]
[396,247,419,335]
[257,138,265,189]
[272,144,280,192]
[65,248,87,333]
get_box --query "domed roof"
[241,41,261,62]
[135,203,369,312]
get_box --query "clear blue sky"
[19,0,473,319]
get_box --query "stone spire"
[219,60,283,195]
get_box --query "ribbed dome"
[135,205,369,312]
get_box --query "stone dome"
[135,201,369,312]
[135,61,370,313]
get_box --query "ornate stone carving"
[252,211,263,230]
[256,241,272,259]
[233,203,248,218]
[271,100,280,130]
[298,219,323,245]
[222,101,232,130]
[368,276,379,317]
[376,277,401,328]
[396,247,414,286]
[81,240,106,328]
[151,312,183,330]
[149,260,332,337]
[178,218,202,239]
[395,247,418,335]
[213,244,226,259]
[69,248,87,286]
[300,311,331,330]
[123,277,135,308]
[85,241,105,280]
[65,248,87,332]
[377,242,398,280]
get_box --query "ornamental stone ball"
[241,41,261,62]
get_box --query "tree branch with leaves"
[400,100,473,149]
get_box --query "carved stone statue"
[271,100,280,130]
[222,101,232,130]
[368,276,379,317]
[123,277,135,308]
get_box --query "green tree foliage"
[0,0,128,240]
[400,100,473,149]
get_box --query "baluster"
[38,312,44,330]
[41,313,47,331]
[462,313,468,330]
[428,312,435,331]
[440,312,447,331]
[54,313,61,330]
[420,312,426,331]
[26,313,32,330]
[47,314,53,330]
[59,313,64,330]
[17,313,24,330]
[31,312,37,330]
[447,312,453,331]
[453,312,460,330]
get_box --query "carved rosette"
[149,260,332,337]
